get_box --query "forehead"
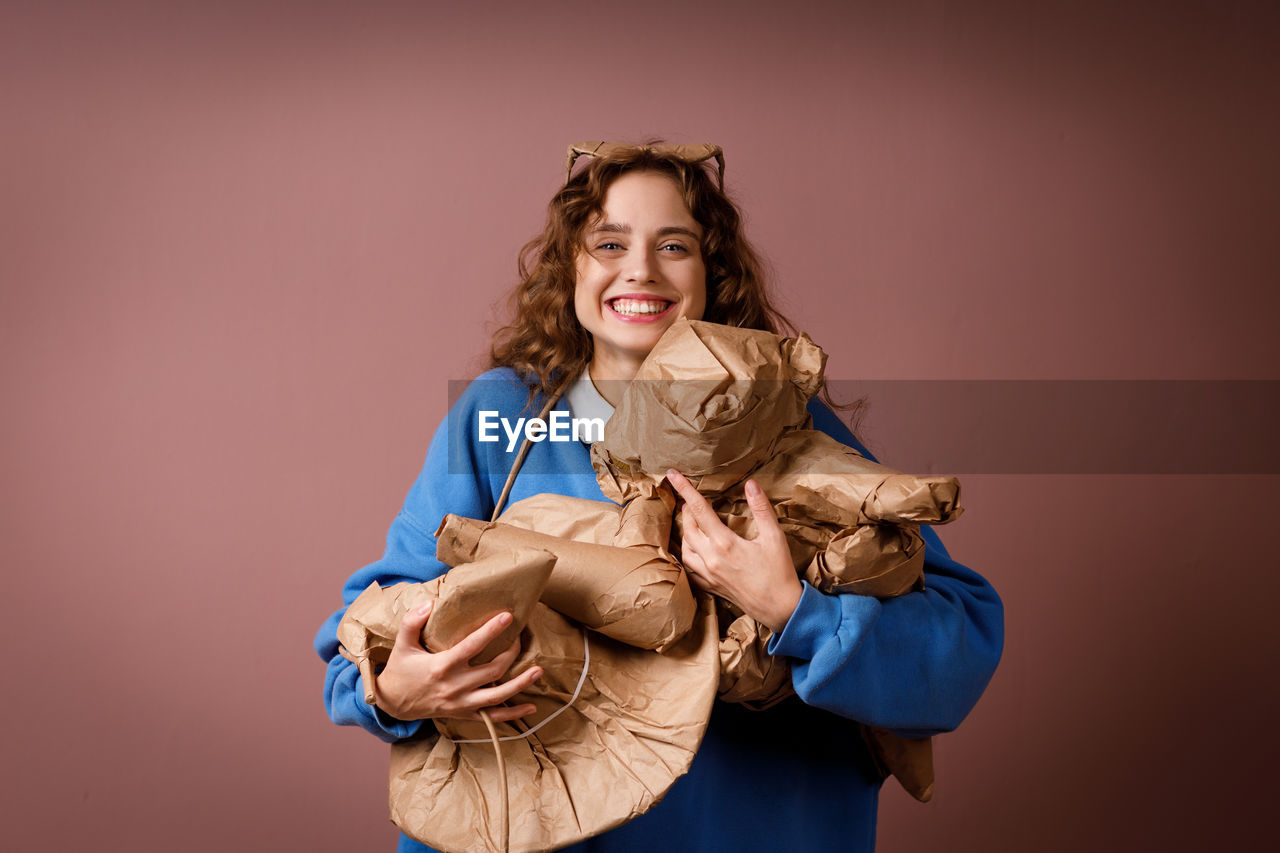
[594,172,700,230]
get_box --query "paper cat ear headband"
[565,141,726,190]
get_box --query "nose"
[623,246,658,284]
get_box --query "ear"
[783,332,827,401]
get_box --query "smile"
[606,297,676,322]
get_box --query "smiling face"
[574,171,708,385]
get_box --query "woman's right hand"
[375,601,543,722]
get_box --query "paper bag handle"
[490,382,569,521]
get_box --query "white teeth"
[610,298,671,316]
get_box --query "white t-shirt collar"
[564,374,615,444]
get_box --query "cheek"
[573,265,612,335]
[572,279,592,326]
[685,264,708,321]
[571,258,593,312]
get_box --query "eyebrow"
[589,223,703,240]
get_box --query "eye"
[595,241,625,252]
[659,243,690,254]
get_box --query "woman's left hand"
[666,469,803,634]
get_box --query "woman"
[315,142,1004,852]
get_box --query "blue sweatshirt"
[315,369,1004,853]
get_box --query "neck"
[586,352,644,407]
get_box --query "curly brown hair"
[489,143,795,394]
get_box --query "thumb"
[745,480,781,537]
[395,599,433,650]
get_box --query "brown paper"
[336,547,558,703]
[342,569,720,853]
[435,511,695,652]
[589,318,962,803]
[592,319,824,503]
[336,580,432,703]
[358,318,957,823]
[421,546,557,664]
[862,726,936,803]
[716,612,791,707]
[491,492,626,543]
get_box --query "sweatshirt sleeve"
[763,402,1005,736]
[313,372,522,742]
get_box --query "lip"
[604,294,678,324]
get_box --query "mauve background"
[3,0,1278,850]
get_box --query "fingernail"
[666,469,678,480]
[531,667,543,679]
[746,480,760,497]
[498,612,513,627]
[416,603,431,616]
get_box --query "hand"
[666,469,803,634]
[375,602,543,722]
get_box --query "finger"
[665,469,703,509]
[442,702,538,724]
[445,611,514,664]
[478,702,539,723]
[679,507,706,554]
[682,504,706,546]
[667,469,731,542]
[686,568,713,593]
[686,525,706,558]
[744,479,783,540]
[468,665,544,708]
[679,513,711,575]
[395,600,433,651]
[467,637,522,686]
[681,544,707,577]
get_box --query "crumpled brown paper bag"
[336,547,558,704]
[337,556,719,853]
[589,318,963,802]
[435,484,695,653]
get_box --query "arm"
[763,402,1005,735]
[313,371,535,741]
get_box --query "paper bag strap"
[490,381,569,522]
[445,629,591,745]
